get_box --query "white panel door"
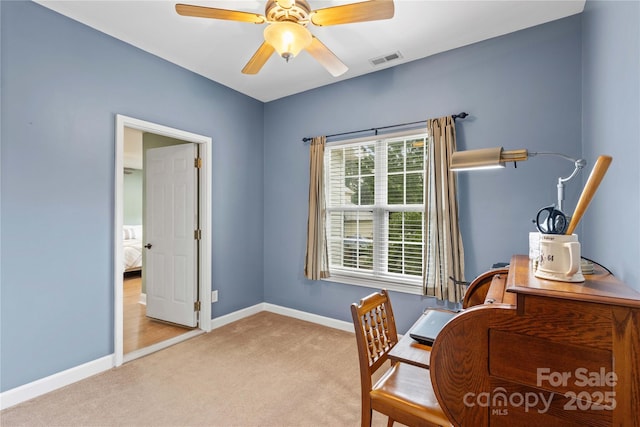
[145,143,198,327]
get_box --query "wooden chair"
[350,289,452,427]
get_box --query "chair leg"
[361,405,373,427]
[386,417,395,427]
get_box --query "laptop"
[409,309,458,346]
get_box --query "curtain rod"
[301,112,469,143]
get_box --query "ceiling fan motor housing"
[265,0,311,24]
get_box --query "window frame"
[322,129,428,295]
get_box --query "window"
[324,131,427,294]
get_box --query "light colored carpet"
[1,311,391,426]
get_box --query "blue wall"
[2,0,638,395]
[0,1,264,391]
[581,0,640,287]
[263,15,584,332]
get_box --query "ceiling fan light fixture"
[264,22,312,62]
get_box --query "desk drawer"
[489,329,613,396]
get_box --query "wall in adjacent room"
[0,1,264,392]
[263,15,583,332]
[123,169,142,225]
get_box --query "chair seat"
[371,362,451,427]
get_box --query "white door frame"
[114,114,212,367]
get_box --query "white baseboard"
[263,303,354,333]
[210,303,353,333]
[0,303,351,410]
[138,292,147,305]
[210,303,264,330]
[0,355,113,411]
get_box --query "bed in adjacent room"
[123,225,143,273]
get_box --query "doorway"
[114,115,212,367]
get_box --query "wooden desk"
[388,313,432,369]
[429,255,640,427]
[388,270,512,369]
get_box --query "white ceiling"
[35,0,585,102]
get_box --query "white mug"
[535,234,585,282]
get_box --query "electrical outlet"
[211,290,218,303]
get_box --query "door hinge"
[194,301,201,312]
[194,157,202,168]
[194,229,202,240]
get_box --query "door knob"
[144,243,152,249]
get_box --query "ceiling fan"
[175,0,394,76]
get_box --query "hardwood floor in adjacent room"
[123,273,194,354]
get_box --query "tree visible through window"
[325,133,427,291]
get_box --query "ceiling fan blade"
[242,42,276,75]
[311,0,394,26]
[305,36,348,77]
[175,4,266,24]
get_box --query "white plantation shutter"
[324,131,428,294]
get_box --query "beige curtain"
[304,136,330,280]
[424,117,465,302]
